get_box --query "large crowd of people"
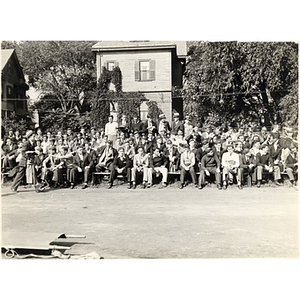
[1,112,298,193]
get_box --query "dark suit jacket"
[269,142,282,161]
[96,146,118,165]
[83,150,97,168]
[2,143,18,156]
[113,154,131,169]
[19,140,36,167]
[171,121,184,135]
[140,121,157,134]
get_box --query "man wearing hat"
[179,143,197,189]
[171,112,183,136]
[158,113,171,136]
[11,130,37,192]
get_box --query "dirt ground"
[1,181,299,259]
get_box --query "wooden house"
[92,41,187,122]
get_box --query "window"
[135,60,155,81]
[105,61,119,71]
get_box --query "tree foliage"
[89,66,146,129]
[2,112,31,135]
[11,41,97,113]
[183,41,298,127]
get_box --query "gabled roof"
[1,49,15,70]
[92,41,187,57]
[1,49,29,90]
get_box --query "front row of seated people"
[7,131,298,193]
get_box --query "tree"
[19,42,96,105]
[89,66,146,130]
[183,41,298,127]
[9,41,97,130]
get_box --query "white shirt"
[105,121,118,136]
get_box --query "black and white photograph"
[1,40,298,261]
[0,4,299,299]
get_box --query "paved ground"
[1,181,299,259]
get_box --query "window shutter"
[134,61,140,81]
[150,60,155,81]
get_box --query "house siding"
[1,52,28,118]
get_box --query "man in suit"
[255,144,274,188]
[284,144,298,187]
[94,140,118,187]
[158,114,171,136]
[69,146,85,189]
[81,142,97,189]
[171,112,184,136]
[140,114,157,135]
[2,137,18,172]
[131,116,142,134]
[163,139,180,172]
[109,147,131,189]
[268,132,283,185]
[131,146,150,189]
[238,147,257,187]
[11,130,36,192]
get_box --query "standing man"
[105,115,119,147]
[158,114,171,136]
[131,116,142,134]
[141,114,157,135]
[11,130,36,192]
[171,112,184,136]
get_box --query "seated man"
[1,137,18,172]
[238,147,256,187]
[81,142,97,189]
[69,146,85,189]
[221,144,240,189]
[199,147,222,190]
[284,144,298,187]
[148,147,168,188]
[179,143,197,189]
[255,144,274,188]
[163,139,180,172]
[108,147,131,189]
[268,132,283,185]
[94,140,118,186]
[131,146,150,189]
[41,146,59,187]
